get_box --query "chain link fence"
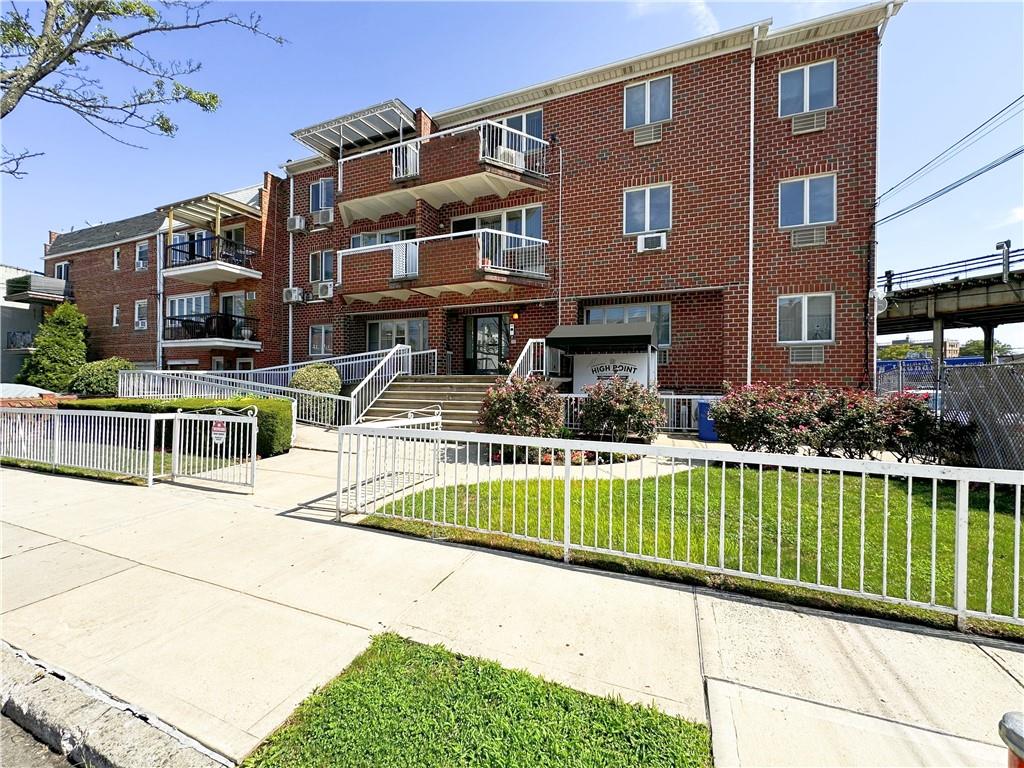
[942,363,1024,470]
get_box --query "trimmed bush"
[289,363,341,394]
[478,376,564,438]
[57,397,293,457]
[578,377,663,443]
[69,357,136,397]
[710,382,976,465]
[17,302,87,392]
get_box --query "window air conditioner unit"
[637,232,667,252]
[791,111,828,135]
[315,282,334,300]
[633,124,663,146]
[286,215,307,233]
[134,319,148,331]
[282,287,303,304]
[495,146,525,169]
[789,345,825,364]
[313,208,334,227]
[791,226,826,248]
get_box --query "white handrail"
[350,344,412,421]
[507,338,546,382]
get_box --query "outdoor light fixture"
[511,312,520,320]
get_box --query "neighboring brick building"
[11,1,902,390]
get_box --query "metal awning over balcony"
[292,99,419,159]
[157,192,263,283]
[156,192,262,229]
[4,274,71,304]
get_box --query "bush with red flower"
[577,376,663,443]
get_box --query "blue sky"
[2,1,1022,349]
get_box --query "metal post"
[248,413,258,493]
[953,478,970,628]
[562,440,572,562]
[146,414,156,487]
[52,410,60,468]
[171,412,180,479]
[982,325,995,364]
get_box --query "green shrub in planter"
[578,377,663,443]
[288,363,341,394]
[478,376,564,438]
[69,357,136,397]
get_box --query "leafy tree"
[878,342,931,360]
[958,339,1012,358]
[17,302,87,392]
[1,1,282,175]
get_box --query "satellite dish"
[875,296,889,315]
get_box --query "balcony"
[338,122,548,225]
[339,229,549,304]
[4,274,71,304]
[5,330,35,352]
[162,312,261,350]
[163,236,262,285]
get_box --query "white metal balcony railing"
[339,229,548,282]
[344,119,549,182]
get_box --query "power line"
[876,95,1023,205]
[875,145,1024,227]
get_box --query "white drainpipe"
[156,226,164,369]
[288,175,295,365]
[745,26,760,385]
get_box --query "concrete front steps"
[363,375,500,432]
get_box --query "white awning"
[292,99,418,160]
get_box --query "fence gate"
[942,363,1024,470]
[169,409,258,491]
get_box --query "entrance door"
[467,315,509,374]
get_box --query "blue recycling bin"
[697,400,718,442]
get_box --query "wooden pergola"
[156,192,261,248]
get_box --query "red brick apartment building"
[14,1,902,391]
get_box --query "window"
[777,293,834,344]
[223,225,245,243]
[112,248,120,271]
[112,304,120,327]
[166,293,210,317]
[236,358,254,371]
[310,178,335,212]
[350,227,416,249]
[367,318,428,352]
[211,356,225,371]
[134,299,148,330]
[779,174,836,228]
[452,206,542,239]
[309,250,335,283]
[623,185,671,234]
[779,60,836,117]
[624,75,672,130]
[54,261,70,280]
[500,109,543,139]
[135,241,149,270]
[584,302,671,347]
[309,324,333,356]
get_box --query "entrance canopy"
[546,323,657,354]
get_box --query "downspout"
[288,175,295,365]
[557,143,564,323]
[746,26,760,385]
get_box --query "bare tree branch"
[1,147,45,177]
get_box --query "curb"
[1,643,227,768]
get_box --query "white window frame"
[776,292,835,345]
[583,301,671,347]
[134,299,148,330]
[112,247,120,271]
[135,241,150,270]
[166,292,211,318]
[622,184,672,235]
[223,225,245,243]
[366,317,429,353]
[778,173,837,229]
[211,356,226,371]
[309,324,333,356]
[623,74,672,130]
[499,109,544,139]
[54,261,70,280]
[236,357,255,371]
[778,59,837,117]
[112,304,120,327]
[350,226,417,249]
[452,205,543,237]
[309,250,335,283]
[310,177,334,212]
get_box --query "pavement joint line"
[2,641,231,768]
[0,533,61,561]
[703,675,1004,748]
[2,520,374,635]
[973,642,1024,687]
[1,560,140,616]
[693,586,713,727]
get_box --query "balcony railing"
[163,312,259,343]
[339,228,548,284]
[5,330,35,350]
[4,274,71,303]
[165,236,258,270]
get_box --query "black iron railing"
[165,236,259,270]
[163,312,259,342]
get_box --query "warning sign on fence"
[211,420,226,446]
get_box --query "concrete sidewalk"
[1,457,1020,766]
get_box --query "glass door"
[468,315,509,374]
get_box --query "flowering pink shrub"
[710,382,975,464]
[578,377,663,443]
[478,376,564,438]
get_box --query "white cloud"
[1000,205,1024,227]
[628,0,720,36]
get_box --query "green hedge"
[58,397,293,457]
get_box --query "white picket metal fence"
[0,407,257,491]
[215,349,392,386]
[508,339,561,382]
[337,423,1024,628]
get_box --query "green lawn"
[243,634,710,768]
[371,463,1022,628]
